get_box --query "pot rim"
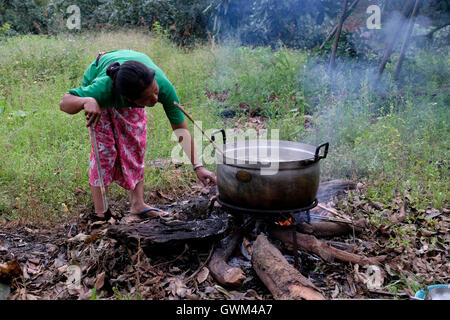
[216,139,328,169]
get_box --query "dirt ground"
[0,182,448,300]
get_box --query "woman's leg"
[109,107,167,217]
[129,180,167,216]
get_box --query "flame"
[277,216,293,227]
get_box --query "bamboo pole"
[174,102,224,157]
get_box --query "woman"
[59,49,216,219]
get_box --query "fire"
[277,216,293,227]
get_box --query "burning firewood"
[270,228,385,266]
[296,218,367,238]
[251,234,326,300]
[208,231,246,288]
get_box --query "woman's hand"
[195,166,217,187]
[59,94,102,128]
[83,97,102,128]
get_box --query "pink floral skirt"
[88,107,147,190]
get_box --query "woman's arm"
[171,120,216,186]
[59,93,102,127]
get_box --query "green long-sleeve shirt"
[69,49,184,125]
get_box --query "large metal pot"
[212,130,329,211]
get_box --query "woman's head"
[106,60,159,107]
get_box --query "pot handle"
[314,142,329,162]
[211,129,227,145]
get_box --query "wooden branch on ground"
[208,230,246,288]
[319,0,360,50]
[252,234,326,300]
[329,0,349,72]
[296,218,366,238]
[394,0,421,81]
[270,228,384,266]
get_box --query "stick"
[186,244,215,283]
[270,228,384,266]
[174,102,224,157]
[90,126,109,213]
[317,203,352,222]
[424,22,450,39]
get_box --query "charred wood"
[208,230,246,288]
[107,214,230,253]
[270,228,385,266]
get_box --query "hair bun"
[106,62,121,78]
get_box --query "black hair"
[106,60,156,102]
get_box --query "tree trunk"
[376,0,415,79]
[329,0,349,72]
[394,0,421,81]
[252,234,326,300]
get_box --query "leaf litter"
[0,180,448,300]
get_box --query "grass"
[0,29,448,223]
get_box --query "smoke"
[204,0,449,182]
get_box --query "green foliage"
[228,0,342,48]
[1,0,449,51]
[0,31,448,223]
[90,288,104,300]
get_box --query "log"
[270,228,384,266]
[208,231,246,288]
[107,213,230,252]
[252,234,326,300]
[296,218,366,238]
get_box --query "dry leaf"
[95,272,105,290]
[68,233,89,242]
[167,277,188,298]
[364,265,384,290]
[84,233,102,244]
[143,276,161,286]
[331,284,340,299]
[196,267,209,284]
